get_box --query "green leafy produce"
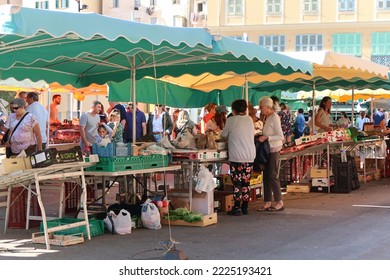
[163,207,203,223]
[347,127,359,143]
[183,213,202,223]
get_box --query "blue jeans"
[154,133,163,142]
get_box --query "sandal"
[257,206,271,212]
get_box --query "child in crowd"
[107,109,124,143]
[88,123,113,146]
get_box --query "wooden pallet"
[32,232,84,247]
[162,213,217,227]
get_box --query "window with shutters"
[377,0,390,10]
[332,33,362,56]
[227,0,243,16]
[303,0,319,12]
[35,1,49,9]
[338,0,355,11]
[372,32,390,56]
[296,34,323,51]
[55,0,69,9]
[266,0,282,14]
[259,35,286,52]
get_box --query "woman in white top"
[257,96,284,212]
[315,96,336,133]
[221,100,256,216]
[5,98,42,157]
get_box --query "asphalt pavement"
[1,178,390,260]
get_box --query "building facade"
[101,0,207,27]
[207,0,390,66]
[1,0,102,13]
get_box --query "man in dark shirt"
[373,108,385,126]
[125,102,146,142]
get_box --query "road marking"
[352,204,390,209]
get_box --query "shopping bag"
[141,201,162,230]
[104,209,132,235]
[205,131,217,149]
[195,165,217,193]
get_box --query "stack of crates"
[279,159,294,190]
[332,155,360,193]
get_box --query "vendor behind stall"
[26,92,48,150]
[125,102,146,143]
[48,94,61,125]
[205,105,228,134]
[315,96,336,133]
[175,110,197,136]
[79,101,103,151]
[146,104,173,142]
[355,111,370,131]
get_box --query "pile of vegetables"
[347,127,359,142]
[163,208,203,223]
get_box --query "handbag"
[1,129,9,145]
[4,112,29,158]
[253,138,270,172]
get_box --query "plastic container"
[40,218,104,237]
[92,143,114,157]
[142,154,169,169]
[85,156,144,172]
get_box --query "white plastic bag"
[104,209,132,235]
[195,165,217,193]
[141,202,162,230]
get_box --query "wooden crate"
[32,232,84,247]
[162,212,217,227]
[287,184,310,193]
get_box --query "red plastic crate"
[64,182,95,213]
[8,187,41,229]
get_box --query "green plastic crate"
[40,218,104,237]
[142,154,169,169]
[85,156,144,172]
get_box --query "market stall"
[0,160,94,250]
[279,129,387,193]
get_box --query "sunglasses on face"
[156,105,163,107]
[12,106,20,110]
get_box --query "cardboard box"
[310,168,329,178]
[214,191,234,212]
[311,177,334,187]
[29,149,56,168]
[52,147,83,164]
[1,157,31,174]
[168,189,214,215]
[192,191,214,215]
[222,174,232,185]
